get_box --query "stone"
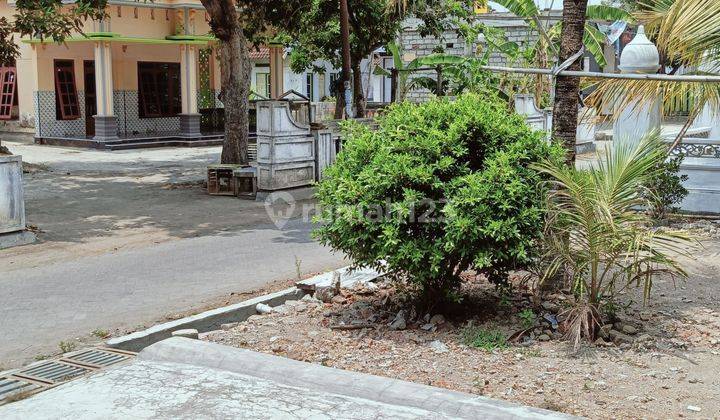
[301,294,321,303]
[594,338,613,347]
[609,330,634,344]
[256,303,274,314]
[221,322,240,331]
[315,286,337,303]
[389,310,407,331]
[429,340,449,354]
[429,314,446,326]
[331,295,347,304]
[622,325,638,335]
[639,312,652,321]
[686,405,702,412]
[171,329,199,339]
[541,301,560,313]
[420,323,435,331]
[538,334,551,342]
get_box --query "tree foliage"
[282,0,474,116]
[314,93,564,303]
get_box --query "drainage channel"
[0,347,136,405]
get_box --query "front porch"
[26,30,285,152]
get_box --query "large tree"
[285,0,472,118]
[200,0,307,164]
[551,0,589,165]
[0,0,108,154]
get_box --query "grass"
[58,341,77,354]
[91,328,110,339]
[461,326,508,351]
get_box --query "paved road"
[0,218,345,368]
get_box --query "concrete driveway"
[0,141,345,368]
[0,338,574,419]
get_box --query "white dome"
[619,26,660,73]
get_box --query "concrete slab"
[0,230,36,249]
[0,338,574,419]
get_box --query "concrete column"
[179,44,201,137]
[269,44,284,99]
[93,40,118,141]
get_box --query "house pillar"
[179,44,201,137]
[93,40,118,141]
[269,43,284,99]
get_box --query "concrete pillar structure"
[93,40,118,140]
[179,44,201,137]
[613,26,662,142]
[269,44,284,99]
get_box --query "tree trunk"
[201,0,250,165]
[334,79,344,119]
[339,0,352,119]
[351,58,366,118]
[551,0,589,166]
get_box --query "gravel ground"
[205,236,720,419]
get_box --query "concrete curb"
[106,286,304,352]
[140,338,577,419]
[106,265,384,352]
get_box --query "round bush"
[314,94,564,300]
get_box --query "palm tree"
[532,133,692,344]
[493,0,631,164]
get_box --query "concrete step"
[105,139,224,150]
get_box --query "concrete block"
[0,155,26,234]
[171,329,199,339]
[0,229,36,249]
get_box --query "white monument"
[613,25,662,142]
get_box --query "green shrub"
[642,154,689,220]
[314,94,564,302]
[461,326,508,351]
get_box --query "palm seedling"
[532,133,694,346]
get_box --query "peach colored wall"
[36,43,95,91]
[111,43,181,90]
[1,0,220,122]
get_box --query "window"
[54,60,80,120]
[137,62,181,118]
[0,66,17,120]
[305,73,314,101]
[256,72,270,98]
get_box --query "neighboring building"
[0,0,383,148]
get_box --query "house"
[0,0,384,149]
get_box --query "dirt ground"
[206,227,720,419]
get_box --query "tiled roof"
[249,46,270,60]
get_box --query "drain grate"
[0,377,40,401]
[15,360,91,384]
[62,348,132,368]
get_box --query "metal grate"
[62,348,131,368]
[0,377,40,400]
[15,361,91,384]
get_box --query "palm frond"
[638,0,720,65]
[586,5,635,22]
[532,133,694,322]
